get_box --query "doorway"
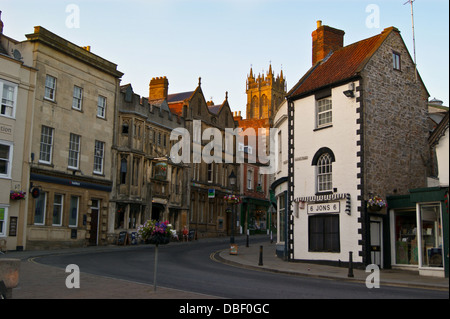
[370,218,383,267]
[89,199,100,246]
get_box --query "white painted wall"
[291,81,363,262]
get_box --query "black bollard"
[348,251,354,278]
[258,245,263,266]
[246,230,249,247]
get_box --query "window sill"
[313,124,333,132]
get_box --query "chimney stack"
[149,76,169,101]
[312,20,345,65]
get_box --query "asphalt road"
[35,236,448,299]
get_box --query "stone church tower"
[246,64,286,120]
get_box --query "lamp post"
[228,171,237,244]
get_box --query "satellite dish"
[12,49,22,61]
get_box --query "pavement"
[0,235,448,299]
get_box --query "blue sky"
[1,0,448,115]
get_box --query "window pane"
[68,133,80,168]
[45,75,56,100]
[94,141,104,173]
[34,192,46,225]
[40,126,53,163]
[52,194,63,226]
[1,83,15,117]
[420,205,443,268]
[69,196,79,227]
[97,96,106,117]
[72,86,82,110]
[0,144,10,175]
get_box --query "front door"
[89,199,100,246]
[370,218,382,267]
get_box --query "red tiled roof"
[289,28,395,98]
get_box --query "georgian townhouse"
[16,27,123,249]
[0,18,37,251]
[273,21,432,271]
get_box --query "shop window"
[69,196,79,227]
[420,204,443,268]
[308,214,340,252]
[394,210,417,265]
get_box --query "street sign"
[307,202,340,214]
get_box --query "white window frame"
[97,95,106,118]
[72,86,83,110]
[68,133,81,170]
[0,140,13,179]
[0,206,8,237]
[52,194,64,226]
[0,79,18,118]
[39,126,54,164]
[317,153,333,193]
[44,75,56,101]
[316,98,332,128]
[94,140,105,174]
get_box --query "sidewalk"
[215,239,449,291]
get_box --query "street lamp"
[228,171,237,244]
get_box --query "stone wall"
[361,29,429,200]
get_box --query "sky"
[1,0,448,116]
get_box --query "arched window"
[317,153,332,192]
[312,147,335,193]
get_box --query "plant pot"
[147,234,170,245]
[368,205,382,212]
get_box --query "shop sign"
[208,189,215,198]
[307,202,340,214]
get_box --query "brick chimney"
[312,20,345,65]
[149,76,169,101]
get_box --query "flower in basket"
[224,194,241,204]
[137,220,172,245]
[367,195,387,209]
[10,190,26,200]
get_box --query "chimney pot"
[0,11,4,34]
[317,20,322,28]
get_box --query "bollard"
[258,245,263,266]
[0,258,20,299]
[348,252,354,278]
[246,229,249,247]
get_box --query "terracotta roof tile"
[289,29,393,98]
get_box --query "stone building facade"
[0,23,37,251]
[17,27,123,249]
[168,79,239,238]
[109,81,188,243]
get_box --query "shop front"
[240,197,271,235]
[388,187,448,278]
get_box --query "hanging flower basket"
[367,195,387,212]
[137,220,172,245]
[224,194,241,204]
[10,190,26,200]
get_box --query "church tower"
[246,64,286,120]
